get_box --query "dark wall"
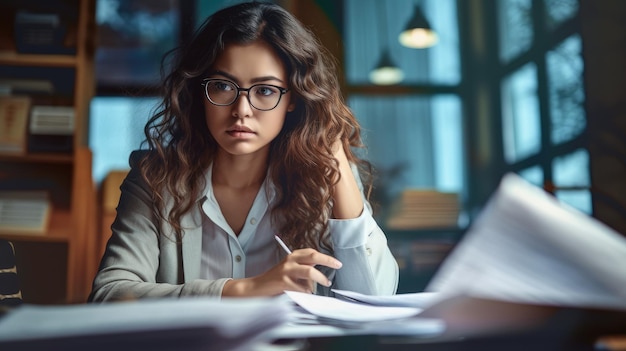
[580,0,626,235]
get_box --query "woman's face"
[203,40,294,158]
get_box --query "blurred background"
[1,0,625,302]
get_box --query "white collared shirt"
[199,163,369,285]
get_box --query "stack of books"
[386,190,460,230]
[0,191,51,235]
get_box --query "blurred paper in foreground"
[0,297,289,351]
[426,173,626,311]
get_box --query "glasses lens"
[206,80,237,105]
[249,85,282,110]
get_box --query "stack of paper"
[272,290,445,339]
[0,297,290,351]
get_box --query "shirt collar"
[200,162,277,204]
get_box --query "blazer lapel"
[180,202,204,281]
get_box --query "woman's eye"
[256,86,277,97]
[215,82,233,91]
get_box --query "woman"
[89,1,398,302]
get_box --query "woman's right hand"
[222,248,342,297]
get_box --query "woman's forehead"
[211,41,288,84]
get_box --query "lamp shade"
[399,5,438,48]
[369,49,404,85]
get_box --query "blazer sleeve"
[89,151,227,302]
[317,165,399,296]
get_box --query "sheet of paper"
[284,290,421,322]
[426,173,626,311]
[331,289,442,308]
[266,293,444,340]
[265,316,445,340]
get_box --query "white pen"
[274,235,292,254]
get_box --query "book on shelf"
[28,105,75,153]
[0,191,51,235]
[14,11,76,55]
[0,95,31,155]
[386,189,460,229]
[0,79,55,96]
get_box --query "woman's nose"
[231,93,253,118]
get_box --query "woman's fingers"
[290,248,342,269]
[286,263,332,288]
[280,248,342,290]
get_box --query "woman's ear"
[287,102,295,112]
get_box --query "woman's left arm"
[325,142,399,295]
[331,140,365,219]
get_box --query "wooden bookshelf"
[0,0,97,304]
[0,52,78,67]
[0,152,74,164]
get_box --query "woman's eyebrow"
[206,70,237,81]
[250,76,285,84]
[207,70,285,84]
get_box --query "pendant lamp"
[370,2,403,85]
[399,5,438,49]
[369,48,404,85]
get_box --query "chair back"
[0,239,23,308]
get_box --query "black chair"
[0,239,23,309]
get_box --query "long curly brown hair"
[140,1,373,251]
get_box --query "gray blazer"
[89,151,399,302]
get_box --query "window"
[89,97,157,182]
[344,0,460,85]
[553,148,591,213]
[498,0,533,63]
[343,0,463,293]
[501,63,541,163]
[546,35,585,144]
[343,0,464,205]
[94,0,181,91]
[496,0,589,212]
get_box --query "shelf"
[0,208,72,243]
[385,227,465,240]
[0,51,78,67]
[0,0,97,304]
[0,152,74,164]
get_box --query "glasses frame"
[201,78,289,111]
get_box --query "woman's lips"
[227,126,255,138]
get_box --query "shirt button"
[366,247,372,256]
[250,218,257,225]
[235,255,242,262]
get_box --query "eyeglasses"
[201,78,289,111]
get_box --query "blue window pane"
[498,0,533,62]
[501,63,541,163]
[518,166,543,187]
[348,95,463,203]
[544,0,579,30]
[553,149,590,187]
[552,148,591,213]
[344,0,460,85]
[89,97,158,184]
[432,95,464,192]
[547,35,586,144]
[555,190,592,214]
